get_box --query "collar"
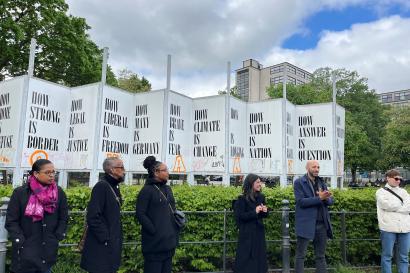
[104,174,121,187]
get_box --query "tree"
[0,0,117,86]
[116,69,151,93]
[266,68,388,182]
[379,106,410,170]
[218,86,242,99]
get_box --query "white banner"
[97,86,134,170]
[247,100,283,174]
[65,84,99,170]
[286,101,296,174]
[192,96,226,173]
[336,105,345,176]
[229,97,247,174]
[129,90,165,172]
[0,77,25,167]
[295,103,333,175]
[166,91,192,174]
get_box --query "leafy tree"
[379,106,410,170]
[266,68,388,182]
[0,0,117,86]
[116,68,151,93]
[218,86,241,99]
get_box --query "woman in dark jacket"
[80,157,124,273]
[234,173,269,273]
[5,159,68,273]
[136,156,179,273]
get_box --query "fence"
[1,198,391,273]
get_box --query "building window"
[288,76,296,84]
[270,65,284,74]
[236,69,249,101]
[287,66,296,74]
[296,70,305,78]
[297,80,304,85]
[270,76,283,85]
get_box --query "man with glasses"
[376,169,410,273]
[81,157,125,273]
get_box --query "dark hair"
[143,156,162,178]
[385,169,400,178]
[242,173,260,201]
[29,159,53,175]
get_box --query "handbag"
[153,185,187,229]
[77,183,121,252]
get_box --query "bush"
[0,185,383,272]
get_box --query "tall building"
[235,59,312,102]
[376,89,410,107]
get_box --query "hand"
[256,205,263,213]
[261,203,268,213]
[317,190,332,201]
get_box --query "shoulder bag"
[153,185,186,229]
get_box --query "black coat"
[5,184,68,273]
[233,194,268,273]
[135,178,179,256]
[80,175,123,273]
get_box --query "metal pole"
[28,38,36,77]
[0,197,10,273]
[331,73,337,188]
[281,199,290,273]
[280,70,288,188]
[340,210,347,264]
[161,55,171,163]
[90,47,109,187]
[223,62,231,186]
[223,209,227,273]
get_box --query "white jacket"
[376,184,410,233]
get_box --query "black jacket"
[233,194,268,273]
[80,175,123,273]
[5,184,68,273]
[135,178,179,256]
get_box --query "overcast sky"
[66,0,410,97]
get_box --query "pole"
[223,62,231,186]
[280,65,288,187]
[281,199,290,273]
[13,39,37,187]
[161,55,171,163]
[331,73,337,188]
[90,47,109,187]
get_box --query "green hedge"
[0,185,383,272]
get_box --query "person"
[293,160,333,273]
[233,173,268,273]
[80,157,125,273]
[376,169,410,273]
[136,156,179,273]
[5,159,68,273]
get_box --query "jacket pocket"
[44,233,59,264]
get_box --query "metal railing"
[0,198,390,273]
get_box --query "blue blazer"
[293,174,334,240]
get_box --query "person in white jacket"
[376,169,410,273]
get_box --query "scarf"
[24,175,58,222]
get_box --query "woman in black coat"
[80,157,125,273]
[234,173,269,273]
[5,159,68,273]
[136,156,179,273]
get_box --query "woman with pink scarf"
[5,159,68,273]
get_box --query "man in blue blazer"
[294,160,334,273]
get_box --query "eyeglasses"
[113,166,125,170]
[393,177,402,181]
[38,170,56,176]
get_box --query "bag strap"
[106,182,121,206]
[153,184,175,213]
[383,187,403,204]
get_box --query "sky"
[66,0,410,97]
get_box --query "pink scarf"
[25,175,58,222]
